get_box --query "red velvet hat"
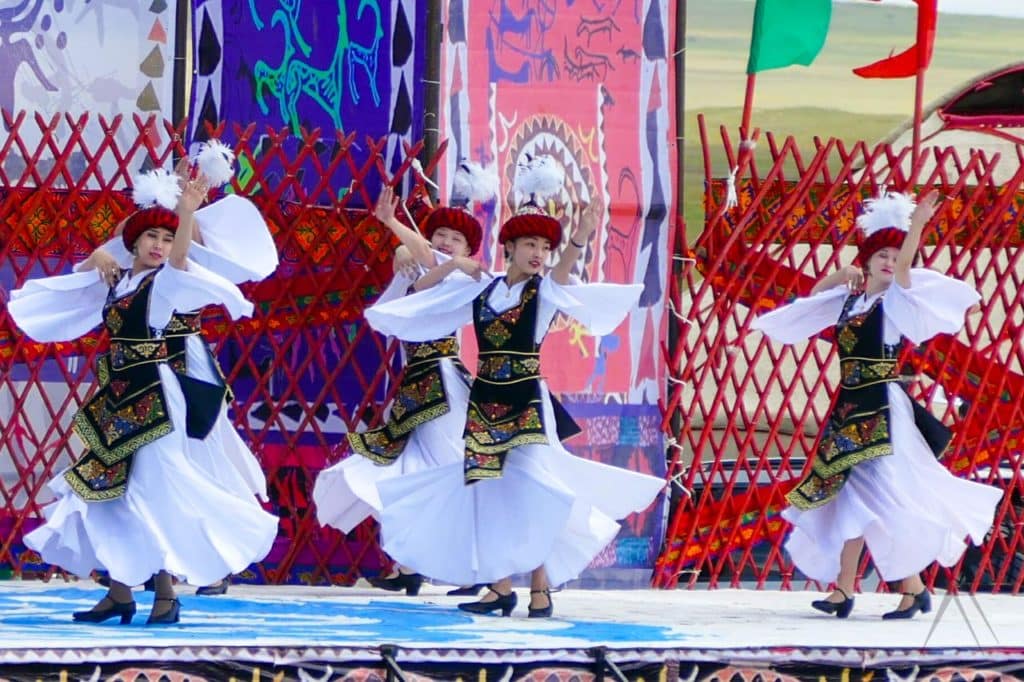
[423,206,483,255]
[856,227,905,266]
[123,206,179,249]
[123,169,182,249]
[854,191,915,266]
[498,207,562,246]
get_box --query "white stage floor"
[0,581,1018,666]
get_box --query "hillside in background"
[682,0,1024,233]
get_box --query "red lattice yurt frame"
[654,116,1024,594]
[0,111,446,585]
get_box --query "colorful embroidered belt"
[402,336,460,367]
[839,356,900,389]
[475,350,541,384]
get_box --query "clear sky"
[837,0,1024,18]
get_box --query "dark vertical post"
[422,0,444,197]
[663,0,687,585]
[172,0,190,129]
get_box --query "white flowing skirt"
[182,337,268,503]
[312,359,470,533]
[376,381,664,586]
[24,364,279,588]
[783,385,1002,583]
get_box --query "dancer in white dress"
[8,171,278,624]
[312,181,487,596]
[752,190,1001,619]
[365,158,664,618]
[85,144,279,597]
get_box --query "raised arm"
[551,202,599,285]
[413,256,486,292]
[895,190,939,288]
[169,176,208,270]
[375,185,435,269]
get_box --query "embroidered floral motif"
[76,457,128,488]
[837,326,857,354]
[513,356,541,375]
[165,313,202,336]
[349,336,463,465]
[465,404,544,445]
[64,450,134,501]
[405,337,458,359]
[107,308,124,335]
[484,320,511,347]
[110,339,170,369]
[479,355,513,380]
[87,391,167,448]
[479,402,513,420]
[109,379,129,398]
[391,373,444,421]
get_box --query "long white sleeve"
[882,268,980,344]
[7,270,109,342]
[751,285,849,344]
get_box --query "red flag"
[853,0,937,79]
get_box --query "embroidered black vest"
[347,335,471,465]
[786,294,950,510]
[65,270,228,502]
[463,276,580,482]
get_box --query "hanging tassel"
[725,166,739,210]
[410,158,439,190]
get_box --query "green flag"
[747,0,832,74]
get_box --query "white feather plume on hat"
[514,155,564,208]
[450,160,499,208]
[193,139,236,187]
[132,168,181,210]
[857,190,915,236]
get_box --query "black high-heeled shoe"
[146,597,181,625]
[527,588,553,619]
[195,579,229,596]
[72,597,136,625]
[368,571,423,596]
[458,588,517,617]
[882,590,931,620]
[811,588,854,618]
[446,583,488,597]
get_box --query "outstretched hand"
[374,186,400,225]
[911,189,941,232]
[570,200,602,246]
[91,249,121,286]
[177,176,210,214]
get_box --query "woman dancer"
[86,144,279,597]
[752,190,1001,619]
[365,158,664,617]
[312,178,487,595]
[9,170,278,624]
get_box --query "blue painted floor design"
[0,585,690,650]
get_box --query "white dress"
[752,269,1002,582]
[312,257,470,534]
[9,262,279,588]
[364,272,665,586]
[89,194,278,505]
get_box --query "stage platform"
[0,581,1021,680]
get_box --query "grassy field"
[682,0,1024,234]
